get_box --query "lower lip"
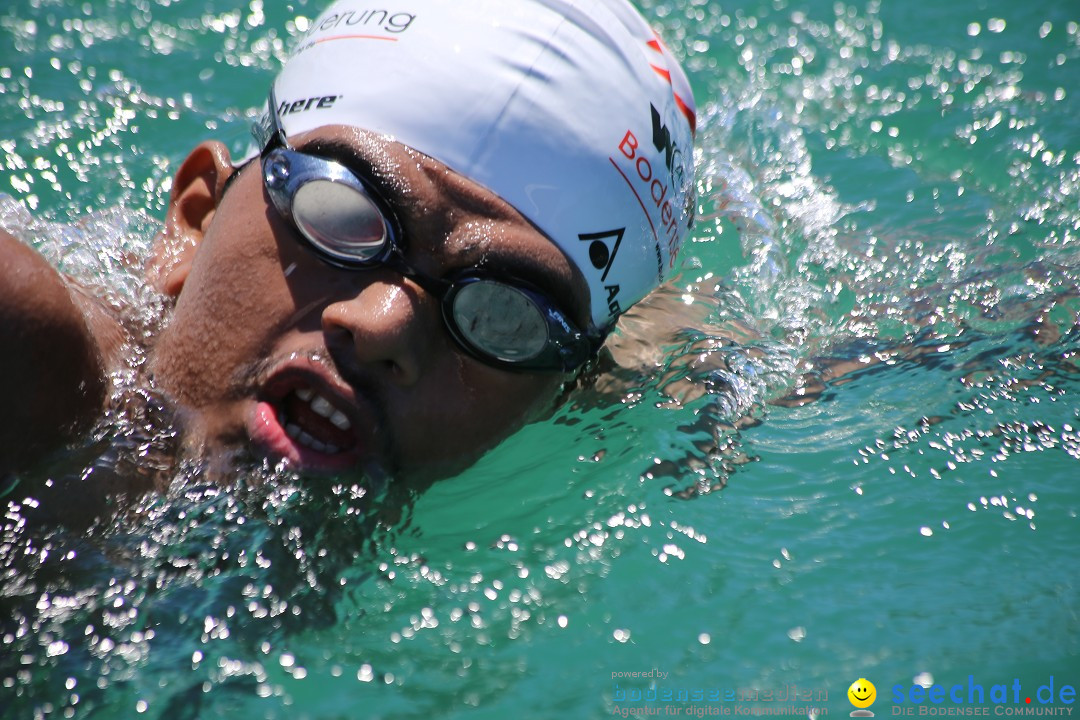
[248,400,361,473]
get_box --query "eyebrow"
[298,137,397,199]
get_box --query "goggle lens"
[450,280,549,362]
[293,180,388,263]
[265,148,391,265]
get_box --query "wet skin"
[147,125,590,481]
[0,233,123,472]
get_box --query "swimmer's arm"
[0,229,124,473]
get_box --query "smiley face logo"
[848,678,876,714]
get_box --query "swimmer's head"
[267,0,697,332]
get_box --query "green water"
[2,0,1078,718]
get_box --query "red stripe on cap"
[647,38,662,53]
[674,92,696,135]
[650,64,672,85]
[313,34,399,45]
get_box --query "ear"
[148,141,237,297]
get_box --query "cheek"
[468,373,561,431]
[153,225,297,399]
[396,367,563,472]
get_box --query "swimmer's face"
[148,126,589,480]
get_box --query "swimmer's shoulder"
[0,227,125,473]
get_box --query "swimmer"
[0,0,697,487]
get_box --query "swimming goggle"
[252,89,600,372]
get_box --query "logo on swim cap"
[271,0,696,330]
[579,229,624,283]
[577,228,626,318]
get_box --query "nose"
[321,277,441,386]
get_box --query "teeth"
[297,430,322,452]
[310,394,335,418]
[299,390,353,430]
[299,434,340,455]
[279,388,351,454]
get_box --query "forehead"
[279,125,592,324]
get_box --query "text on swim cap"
[605,284,622,318]
[278,95,340,116]
[616,128,680,274]
[291,8,417,56]
[314,9,415,35]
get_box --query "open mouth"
[275,386,355,455]
[249,365,374,472]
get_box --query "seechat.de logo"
[891,676,1077,715]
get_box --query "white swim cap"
[271,0,696,330]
